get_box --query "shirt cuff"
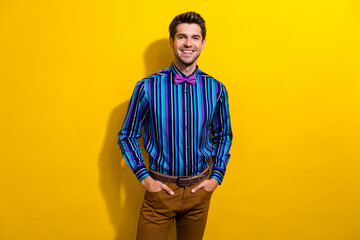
[210,166,225,185]
[133,164,150,182]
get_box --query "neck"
[173,59,197,76]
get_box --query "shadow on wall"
[98,38,176,240]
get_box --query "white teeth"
[183,51,193,53]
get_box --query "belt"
[149,168,210,187]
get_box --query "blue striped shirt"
[118,63,232,184]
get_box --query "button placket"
[183,84,189,174]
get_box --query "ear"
[201,39,206,50]
[169,37,174,48]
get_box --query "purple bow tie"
[174,74,197,85]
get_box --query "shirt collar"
[171,62,199,79]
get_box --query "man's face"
[169,23,206,67]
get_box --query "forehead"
[175,23,202,36]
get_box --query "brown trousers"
[137,180,213,240]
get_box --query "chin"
[178,57,197,66]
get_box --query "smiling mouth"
[181,49,195,55]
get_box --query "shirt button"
[185,146,188,149]
[184,108,188,111]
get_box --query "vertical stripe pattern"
[118,64,233,184]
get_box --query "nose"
[184,38,192,47]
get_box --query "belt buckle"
[176,176,191,187]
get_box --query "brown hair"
[169,12,206,40]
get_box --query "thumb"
[162,184,174,195]
[191,182,204,193]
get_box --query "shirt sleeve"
[118,80,150,182]
[210,83,233,184]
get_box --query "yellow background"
[1,0,360,239]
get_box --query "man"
[118,11,232,240]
